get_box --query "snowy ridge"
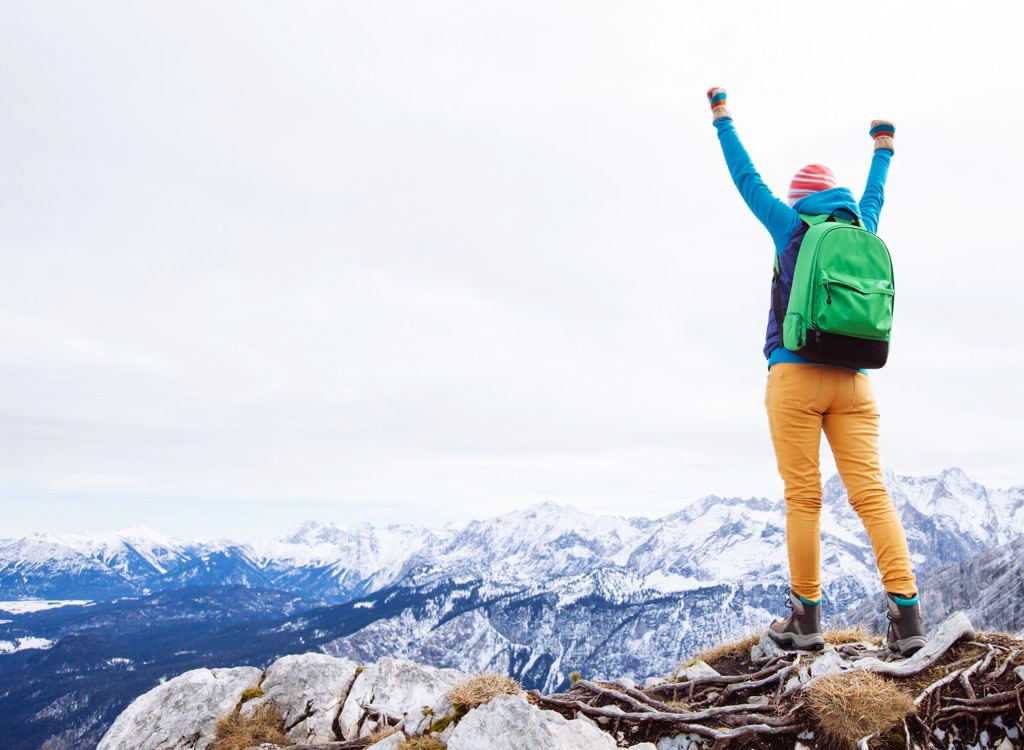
[1,468,1022,611]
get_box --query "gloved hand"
[870,120,895,152]
[707,87,731,122]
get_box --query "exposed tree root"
[529,623,1024,749]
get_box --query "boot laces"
[885,602,900,642]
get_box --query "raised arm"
[707,87,795,248]
[859,120,895,234]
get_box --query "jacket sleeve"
[858,149,892,234]
[712,118,796,250]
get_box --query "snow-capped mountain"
[3,468,1022,610]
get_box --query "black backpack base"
[800,329,889,369]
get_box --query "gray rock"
[656,733,706,750]
[446,693,616,750]
[338,656,468,739]
[808,649,846,679]
[679,660,720,681]
[96,666,262,750]
[366,730,406,749]
[400,692,459,741]
[573,711,603,731]
[241,652,360,744]
[750,634,787,661]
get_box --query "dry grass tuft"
[368,727,399,742]
[975,630,1024,650]
[447,672,522,709]
[238,686,265,704]
[806,670,915,745]
[824,625,878,646]
[399,737,446,750]
[210,701,291,750]
[687,632,761,673]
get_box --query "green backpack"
[774,209,895,369]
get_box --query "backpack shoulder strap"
[801,207,862,227]
[771,218,815,338]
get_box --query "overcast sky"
[2,1,1021,539]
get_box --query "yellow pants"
[765,363,917,603]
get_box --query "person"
[705,86,928,657]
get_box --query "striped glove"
[870,120,895,152]
[707,87,731,122]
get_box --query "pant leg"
[765,363,831,602]
[822,371,917,596]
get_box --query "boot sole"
[887,636,928,658]
[768,630,824,651]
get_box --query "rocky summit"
[91,612,1022,750]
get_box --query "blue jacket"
[712,117,893,366]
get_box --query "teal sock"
[893,593,919,607]
[797,593,821,606]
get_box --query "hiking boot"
[768,590,824,651]
[886,592,928,657]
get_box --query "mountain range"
[5,467,1022,608]
[1,467,1022,750]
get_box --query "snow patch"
[0,636,55,653]
[0,599,92,614]
[644,571,704,593]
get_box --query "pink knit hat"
[787,164,837,206]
